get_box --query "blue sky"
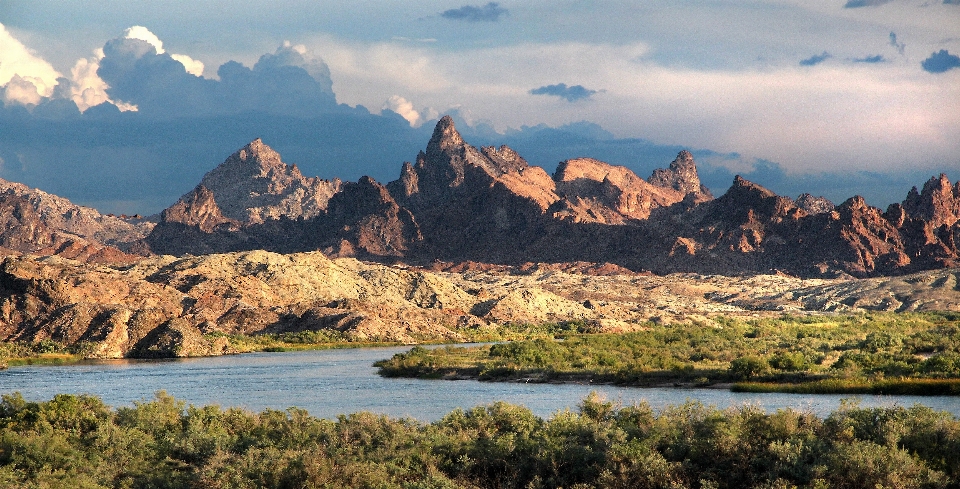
[1,1,959,214]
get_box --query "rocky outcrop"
[0,187,143,264]
[4,249,960,359]
[552,158,686,223]
[191,139,341,224]
[648,150,713,199]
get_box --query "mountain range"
[2,116,960,278]
[5,116,960,357]
[136,116,960,278]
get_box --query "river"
[2,346,957,420]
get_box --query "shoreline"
[385,369,960,396]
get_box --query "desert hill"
[4,250,960,358]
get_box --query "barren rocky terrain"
[4,248,960,359]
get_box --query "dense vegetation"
[376,313,960,395]
[1,392,958,488]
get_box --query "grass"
[375,312,960,395]
[734,377,960,395]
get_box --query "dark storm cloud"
[921,49,960,73]
[799,52,831,66]
[844,0,895,7]
[889,32,905,56]
[440,2,508,22]
[97,37,340,118]
[854,55,885,63]
[529,83,597,102]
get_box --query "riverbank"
[375,313,960,395]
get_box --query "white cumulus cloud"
[383,95,422,126]
[66,26,208,112]
[124,25,204,76]
[0,23,62,105]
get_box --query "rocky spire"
[412,115,508,194]
[901,173,960,227]
[648,150,712,198]
[426,115,465,155]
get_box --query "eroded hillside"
[4,251,960,359]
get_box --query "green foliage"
[730,356,770,380]
[376,312,960,392]
[3,392,958,488]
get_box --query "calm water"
[1,346,957,421]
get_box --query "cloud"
[921,49,960,73]
[1,75,44,106]
[799,52,831,66]
[95,32,340,118]
[844,0,895,7]
[889,32,905,56]
[124,26,204,76]
[530,83,598,102]
[440,2,508,22]
[382,95,422,126]
[853,55,885,63]
[0,23,62,105]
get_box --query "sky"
[0,0,959,215]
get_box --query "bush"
[730,356,770,380]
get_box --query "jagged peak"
[839,195,869,211]
[427,115,465,154]
[218,138,288,177]
[648,151,711,198]
[920,173,954,196]
[726,175,777,199]
[673,150,695,166]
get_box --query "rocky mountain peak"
[183,138,340,224]
[427,115,465,154]
[648,151,713,198]
[795,193,835,215]
[712,175,798,224]
[223,138,287,178]
[410,116,544,199]
[160,185,239,233]
[901,173,960,228]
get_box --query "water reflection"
[2,346,957,421]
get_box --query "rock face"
[191,139,341,224]
[0,180,147,264]
[648,150,713,199]
[4,114,960,279]
[136,116,960,278]
[4,250,960,359]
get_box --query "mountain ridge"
[3,115,960,279]
[136,115,960,278]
